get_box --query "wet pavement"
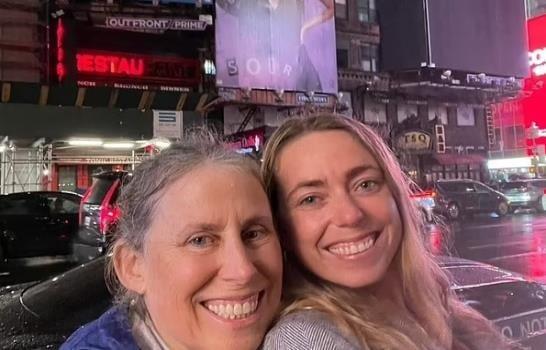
[428,212,546,283]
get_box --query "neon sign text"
[56,19,66,81]
[529,47,546,77]
[77,54,145,77]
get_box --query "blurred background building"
[0,0,534,192]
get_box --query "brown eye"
[357,180,378,192]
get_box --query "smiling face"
[127,164,282,350]
[275,130,402,289]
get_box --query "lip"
[199,291,265,329]
[324,231,380,250]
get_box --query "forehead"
[276,130,379,173]
[154,164,267,215]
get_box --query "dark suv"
[434,179,510,220]
[71,171,130,264]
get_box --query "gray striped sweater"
[262,310,361,350]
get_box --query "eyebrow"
[285,164,381,200]
[177,215,274,236]
[345,165,382,182]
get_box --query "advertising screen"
[379,0,528,78]
[427,0,528,78]
[215,0,338,94]
[528,15,546,78]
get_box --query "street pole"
[530,122,540,178]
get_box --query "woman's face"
[134,164,282,349]
[275,130,402,289]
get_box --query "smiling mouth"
[202,292,263,320]
[327,232,380,256]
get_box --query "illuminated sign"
[397,131,432,152]
[530,47,546,76]
[215,0,338,94]
[528,15,546,78]
[56,19,66,82]
[75,51,200,87]
[105,16,209,33]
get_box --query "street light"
[529,122,540,177]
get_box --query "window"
[359,43,378,72]
[357,0,376,23]
[456,105,475,126]
[335,0,347,19]
[337,49,349,69]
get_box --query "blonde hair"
[262,114,511,350]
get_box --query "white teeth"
[204,294,260,320]
[329,234,376,256]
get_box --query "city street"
[429,212,546,283]
[2,213,546,287]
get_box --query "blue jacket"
[60,307,140,350]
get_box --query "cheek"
[288,211,324,248]
[144,250,213,309]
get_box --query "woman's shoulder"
[262,309,360,350]
[60,306,139,350]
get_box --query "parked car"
[0,256,544,349]
[410,189,436,223]
[0,191,82,262]
[500,179,546,213]
[71,171,130,264]
[434,179,510,220]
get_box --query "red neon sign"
[56,19,66,81]
[77,54,145,77]
[75,51,200,87]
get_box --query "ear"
[113,243,147,295]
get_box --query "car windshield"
[85,178,116,205]
[502,182,529,190]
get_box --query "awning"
[0,81,213,111]
[434,154,486,166]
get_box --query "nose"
[218,239,259,285]
[331,192,365,227]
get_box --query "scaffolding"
[0,145,52,194]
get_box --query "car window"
[86,178,115,205]
[530,180,546,188]
[502,182,528,190]
[474,183,491,193]
[46,195,80,214]
[0,195,47,216]
[462,183,476,193]
[437,182,459,192]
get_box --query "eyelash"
[356,180,380,192]
[243,227,269,242]
[187,235,216,248]
[185,227,269,248]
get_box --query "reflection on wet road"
[428,213,546,283]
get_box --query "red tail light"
[99,179,121,235]
[411,190,436,199]
[79,187,92,225]
[99,205,121,235]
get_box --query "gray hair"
[106,130,262,307]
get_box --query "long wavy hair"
[261,114,512,350]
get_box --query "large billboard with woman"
[215,0,338,94]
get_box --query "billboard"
[528,14,546,78]
[52,10,208,90]
[379,0,528,78]
[427,0,528,78]
[215,0,338,94]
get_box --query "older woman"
[61,133,283,349]
[261,114,512,349]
